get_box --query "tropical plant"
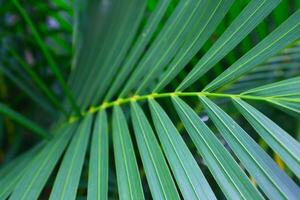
[0,0,300,199]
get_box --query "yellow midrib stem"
[68,91,299,123]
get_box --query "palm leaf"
[0,144,43,200]
[172,96,264,200]
[1,1,300,199]
[199,96,300,199]
[112,106,144,200]
[131,101,180,200]
[176,0,281,91]
[9,124,77,200]
[87,110,108,200]
[233,98,300,178]
[243,76,300,97]
[49,116,92,200]
[105,0,171,100]
[149,99,216,199]
[268,99,300,116]
[203,10,300,92]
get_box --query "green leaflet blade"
[69,0,115,89]
[138,0,233,94]
[49,115,93,200]
[203,10,300,92]
[9,124,77,200]
[0,144,43,200]
[120,0,199,97]
[149,99,216,200]
[268,99,300,117]
[200,96,300,200]
[112,106,145,200]
[105,0,171,101]
[76,0,147,109]
[131,101,180,200]
[172,96,263,200]
[88,110,109,200]
[233,98,300,178]
[177,0,281,91]
[242,76,300,97]
[90,0,147,106]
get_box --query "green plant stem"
[68,91,300,123]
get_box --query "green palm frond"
[87,110,108,200]
[0,0,300,199]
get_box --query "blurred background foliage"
[0,0,300,198]
[0,0,73,162]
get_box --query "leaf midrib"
[67,91,300,124]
